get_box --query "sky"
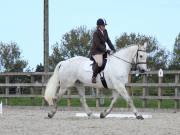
[0,0,180,70]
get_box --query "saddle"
[90,53,108,88]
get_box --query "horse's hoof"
[88,113,96,119]
[100,113,105,119]
[136,115,144,120]
[87,112,93,117]
[48,113,54,119]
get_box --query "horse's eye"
[140,55,143,58]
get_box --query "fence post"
[142,75,148,107]
[99,89,105,106]
[31,76,35,105]
[41,74,45,106]
[5,76,9,105]
[67,89,71,107]
[158,76,163,109]
[96,88,100,107]
[127,74,131,108]
[175,74,179,110]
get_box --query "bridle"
[111,47,147,69]
[134,49,147,65]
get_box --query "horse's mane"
[116,44,138,52]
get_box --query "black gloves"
[106,50,111,54]
[106,49,116,55]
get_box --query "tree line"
[0,26,179,72]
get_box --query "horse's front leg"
[100,90,119,118]
[47,88,67,119]
[115,84,144,120]
[47,98,58,118]
[127,97,144,120]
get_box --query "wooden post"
[31,76,35,105]
[174,74,179,109]
[158,76,163,109]
[96,88,100,107]
[99,89,104,106]
[142,75,147,107]
[127,74,131,108]
[5,76,9,105]
[43,0,49,81]
[67,89,71,107]
[41,75,45,106]
[127,74,132,95]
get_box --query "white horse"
[44,43,148,119]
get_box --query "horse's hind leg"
[48,87,67,118]
[100,90,119,118]
[75,84,93,117]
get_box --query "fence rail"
[0,70,179,109]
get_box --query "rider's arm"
[105,30,116,51]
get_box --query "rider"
[90,18,116,83]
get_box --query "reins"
[111,54,133,65]
[110,48,147,67]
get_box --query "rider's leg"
[92,54,103,83]
[92,63,99,83]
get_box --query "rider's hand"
[106,50,111,54]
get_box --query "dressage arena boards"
[0,107,180,135]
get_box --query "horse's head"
[133,42,148,73]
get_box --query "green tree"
[34,63,44,83]
[60,26,92,58]
[49,26,92,71]
[115,33,169,70]
[169,33,180,70]
[148,48,170,70]
[115,32,158,53]
[49,43,64,71]
[0,42,28,72]
[35,63,44,72]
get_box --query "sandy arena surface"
[0,107,180,135]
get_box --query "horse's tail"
[44,62,62,105]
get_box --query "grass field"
[0,97,178,109]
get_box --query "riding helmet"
[97,18,107,26]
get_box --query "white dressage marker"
[0,101,2,114]
[76,113,152,119]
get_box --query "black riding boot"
[92,64,100,83]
